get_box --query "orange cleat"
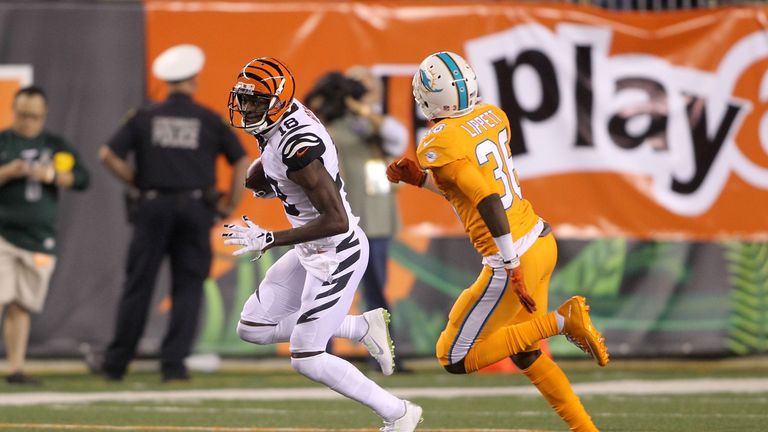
[557,296,610,367]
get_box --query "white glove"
[222,215,275,259]
[252,189,276,199]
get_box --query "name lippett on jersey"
[459,109,504,137]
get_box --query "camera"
[304,71,367,123]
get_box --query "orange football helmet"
[228,57,296,135]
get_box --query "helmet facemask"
[229,83,284,135]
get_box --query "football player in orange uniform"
[387,51,609,432]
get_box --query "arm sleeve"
[379,116,408,157]
[106,110,138,159]
[432,159,496,208]
[217,118,246,163]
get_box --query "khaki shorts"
[0,235,56,313]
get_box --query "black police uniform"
[103,92,245,380]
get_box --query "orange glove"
[507,265,537,313]
[386,157,426,187]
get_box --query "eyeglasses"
[15,111,45,121]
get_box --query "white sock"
[334,314,368,341]
[291,353,404,421]
[555,311,565,333]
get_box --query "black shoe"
[5,372,42,385]
[162,371,190,383]
[81,343,123,381]
[161,360,189,383]
[394,361,414,374]
[79,342,104,374]
[102,372,124,382]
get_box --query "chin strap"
[245,124,262,135]
[245,116,280,136]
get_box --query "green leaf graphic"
[392,299,446,355]
[390,240,475,297]
[550,239,626,298]
[725,241,768,354]
[196,278,225,351]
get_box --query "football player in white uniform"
[222,57,422,431]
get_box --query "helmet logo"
[234,82,255,94]
[419,69,443,93]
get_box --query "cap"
[152,44,205,82]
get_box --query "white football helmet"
[412,51,478,120]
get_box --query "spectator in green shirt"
[0,86,90,385]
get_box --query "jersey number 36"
[475,128,523,210]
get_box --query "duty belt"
[140,188,204,200]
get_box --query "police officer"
[97,44,248,381]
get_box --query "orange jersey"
[416,103,539,256]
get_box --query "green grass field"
[0,358,766,431]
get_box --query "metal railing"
[6,0,764,11]
[574,0,764,10]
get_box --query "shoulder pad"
[281,130,326,171]
[416,122,464,169]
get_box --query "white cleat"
[361,308,396,375]
[381,400,423,432]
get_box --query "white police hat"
[152,44,205,82]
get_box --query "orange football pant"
[436,233,558,369]
[436,232,597,431]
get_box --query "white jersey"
[259,100,360,280]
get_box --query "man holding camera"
[305,67,410,372]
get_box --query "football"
[245,158,275,198]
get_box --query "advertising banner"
[143,2,768,357]
[147,1,768,241]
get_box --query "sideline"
[0,378,766,406]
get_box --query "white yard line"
[0,378,766,406]
[0,426,533,432]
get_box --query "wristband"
[417,171,427,187]
[503,256,521,269]
[493,233,519,268]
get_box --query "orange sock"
[463,312,559,372]
[522,354,598,432]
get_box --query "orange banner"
[146,1,768,241]
[0,65,33,129]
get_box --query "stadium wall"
[1,1,766,359]
[0,1,146,357]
